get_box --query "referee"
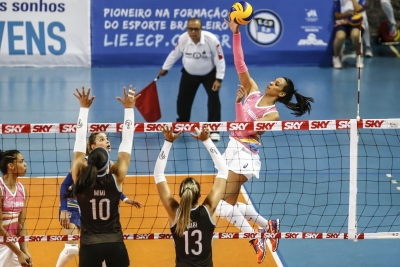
[157,17,226,141]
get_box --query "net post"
[348,119,358,241]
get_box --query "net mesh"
[1,120,400,240]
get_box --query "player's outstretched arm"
[224,18,258,95]
[71,86,94,183]
[191,127,228,214]
[154,126,181,224]
[112,86,140,187]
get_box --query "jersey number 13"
[183,230,202,255]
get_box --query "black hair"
[276,77,314,117]
[73,147,109,196]
[0,150,20,174]
[187,17,202,28]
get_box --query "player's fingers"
[128,87,135,98]
[75,88,82,97]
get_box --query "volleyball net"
[1,118,400,242]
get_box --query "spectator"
[157,18,225,141]
[362,10,373,57]
[380,0,398,37]
[332,0,366,69]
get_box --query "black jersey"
[76,173,123,245]
[171,205,215,267]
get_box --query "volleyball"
[229,1,254,25]
[347,13,362,26]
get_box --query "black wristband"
[216,78,223,83]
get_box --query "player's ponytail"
[0,149,20,174]
[73,147,109,196]
[276,77,314,117]
[175,178,200,237]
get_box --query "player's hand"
[224,18,239,34]
[236,85,245,103]
[17,251,31,267]
[73,86,95,108]
[190,127,210,141]
[124,199,142,209]
[160,125,181,142]
[116,85,141,108]
[59,210,71,229]
[212,80,222,91]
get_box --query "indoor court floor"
[1,45,400,266]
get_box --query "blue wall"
[91,0,334,67]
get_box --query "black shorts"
[335,24,364,37]
[79,242,130,267]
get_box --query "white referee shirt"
[162,30,225,80]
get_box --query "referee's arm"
[158,35,185,77]
[211,37,225,81]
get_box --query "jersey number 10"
[90,198,110,220]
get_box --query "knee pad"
[65,244,79,255]
[216,200,234,218]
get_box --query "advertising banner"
[0,0,90,66]
[91,0,334,67]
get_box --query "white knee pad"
[65,244,79,255]
[216,200,234,218]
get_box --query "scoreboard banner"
[0,0,90,66]
[91,0,334,67]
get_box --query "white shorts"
[0,243,20,267]
[222,138,261,179]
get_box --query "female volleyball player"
[0,150,32,267]
[56,132,142,267]
[215,19,314,263]
[71,85,139,267]
[154,126,228,267]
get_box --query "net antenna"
[349,19,364,241]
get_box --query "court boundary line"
[240,186,284,267]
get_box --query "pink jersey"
[0,177,25,237]
[230,91,278,153]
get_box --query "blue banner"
[91,0,334,67]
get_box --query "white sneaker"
[332,56,342,69]
[210,132,220,141]
[357,56,364,68]
[365,47,373,58]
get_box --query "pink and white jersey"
[230,91,278,153]
[0,177,25,237]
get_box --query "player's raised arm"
[190,127,228,216]
[153,126,181,224]
[112,86,140,187]
[71,86,94,183]
[225,18,258,95]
